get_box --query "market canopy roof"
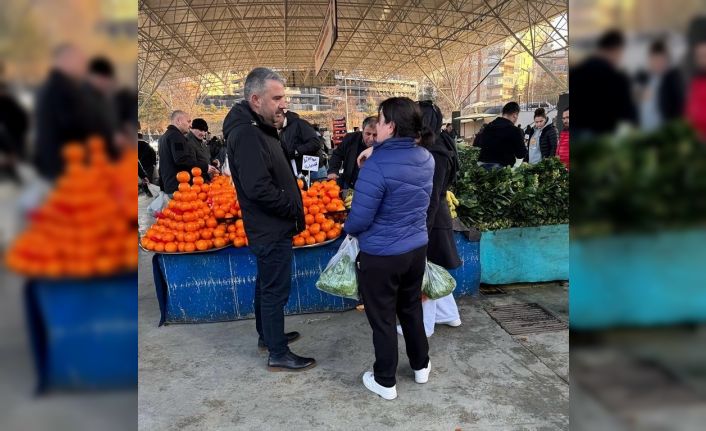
[138,0,567,98]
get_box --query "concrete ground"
[138,240,570,430]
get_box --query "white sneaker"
[362,371,397,400]
[414,360,431,384]
[443,319,462,327]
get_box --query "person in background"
[84,57,120,159]
[570,29,637,135]
[686,16,706,141]
[396,100,462,338]
[276,109,323,176]
[444,123,458,140]
[635,39,685,131]
[526,107,558,164]
[34,44,88,181]
[138,120,156,186]
[345,97,434,401]
[186,118,217,182]
[222,68,313,372]
[557,108,570,169]
[208,135,227,170]
[476,102,527,169]
[157,110,198,195]
[327,116,377,191]
[0,76,29,162]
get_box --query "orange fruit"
[309,223,321,234]
[305,236,316,245]
[300,230,311,239]
[195,240,209,251]
[184,242,196,252]
[228,232,237,241]
[193,176,205,185]
[297,179,304,189]
[191,167,202,177]
[214,209,226,218]
[213,237,226,248]
[326,229,338,240]
[293,237,306,247]
[321,220,334,232]
[227,224,236,233]
[235,219,244,229]
[154,242,165,252]
[307,189,317,197]
[178,242,185,252]
[315,213,326,224]
[213,229,225,238]
[315,232,326,243]
[322,196,331,205]
[236,228,246,238]
[198,192,207,201]
[326,202,338,212]
[233,237,246,248]
[201,230,213,240]
[309,205,320,215]
[165,242,177,253]
[200,182,209,191]
[206,218,218,228]
[305,214,314,225]
[176,171,190,183]
[178,183,190,193]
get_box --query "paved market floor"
[138,244,570,431]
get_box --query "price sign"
[302,155,320,172]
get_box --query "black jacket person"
[279,110,323,174]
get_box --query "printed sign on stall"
[302,155,320,172]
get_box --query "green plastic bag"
[422,261,457,299]
[316,235,359,300]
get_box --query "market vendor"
[186,118,218,182]
[327,116,377,191]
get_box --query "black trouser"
[251,238,293,358]
[357,245,430,387]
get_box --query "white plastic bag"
[422,260,457,299]
[316,235,359,299]
[147,192,168,216]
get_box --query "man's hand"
[357,147,373,168]
[212,159,220,168]
[327,173,339,180]
[207,165,219,176]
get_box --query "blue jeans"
[251,238,293,357]
[310,166,329,180]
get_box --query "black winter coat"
[34,70,88,180]
[327,131,366,189]
[138,139,156,181]
[223,101,305,246]
[426,132,461,269]
[279,111,323,173]
[477,117,527,166]
[186,131,212,182]
[526,124,558,160]
[158,125,199,194]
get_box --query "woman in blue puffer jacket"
[345,97,435,401]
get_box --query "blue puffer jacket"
[344,137,435,256]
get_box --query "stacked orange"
[5,138,138,278]
[292,179,344,247]
[141,168,228,253]
[206,175,249,247]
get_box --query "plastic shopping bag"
[315,235,359,300]
[148,191,168,216]
[421,260,457,299]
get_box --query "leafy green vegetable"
[452,145,569,231]
[422,261,457,299]
[316,254,359,300]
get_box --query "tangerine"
[293,237,306,247]
[178,183,190,192]
[309,205,320,215]
[233,237,246,248]
[213,237,226,248]
[191,167,202,177]
[184,242,196,252]
[326,229,338,240]
[309,223,321,234]
[305,214,314,225]
[195,240,209,251]
[165,242,178,252]
[193,176,205,185]
[315,213,326,224]
[305,236,316,245]
[315,232,326,243]
[176,171,190,183]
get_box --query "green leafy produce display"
[452,145,569,231]
[571,121,706,237]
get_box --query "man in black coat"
[635,39,685,130]
[185,118,217,182]
[327,116,377,190]
[277,110,323,175]
[33,44,89,181]
[84,57,120,160]
[570,30,637,135]
[526,107,558,164]
[157,110,200,195]
[222,67,314,372]
[476,102,527,168]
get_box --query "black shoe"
[267,351,316,372]
[258,331,301,350]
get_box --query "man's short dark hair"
[244,67,285,100]
[597,30,625,51]
[649,39,668,56]
[88,57,114,77]
[361,116,378,130]
[502,102,520,116]
[534,107,547,119]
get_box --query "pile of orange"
[141,168,232,253]
[208,174,242,220]
[293,179,344,247]
[5,138,138,278]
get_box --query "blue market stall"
[151,231,481,325]
[25,273,137,392]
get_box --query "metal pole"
[344,77,349,131]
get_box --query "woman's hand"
[357,147,374,167]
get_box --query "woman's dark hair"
[378,97,433,148]
[534,107,547,119]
